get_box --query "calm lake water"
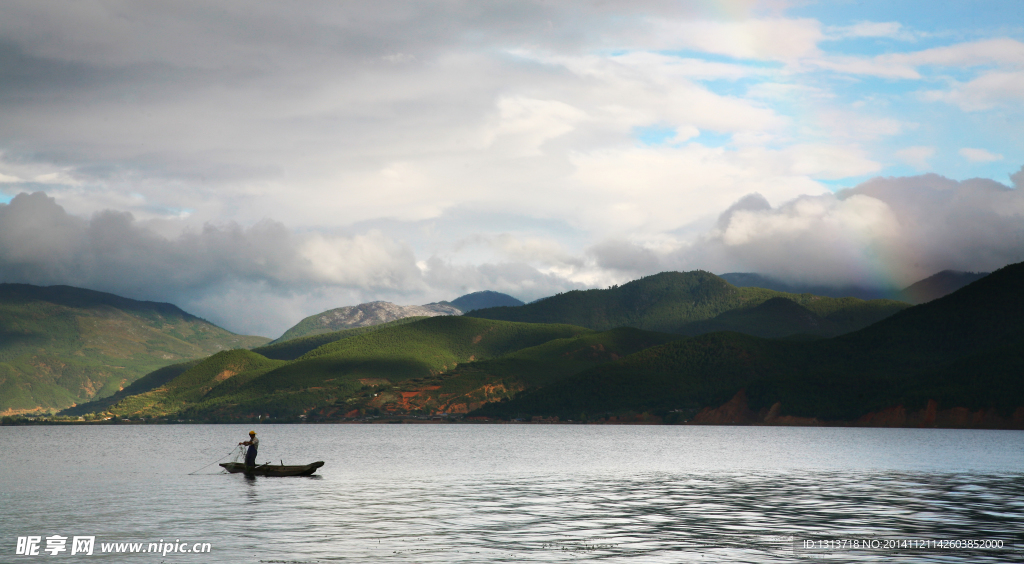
[2,424,1022,563]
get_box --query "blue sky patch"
[634,125,679,146]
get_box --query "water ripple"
[2,425,1022,563]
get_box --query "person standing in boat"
[239,430,259,469]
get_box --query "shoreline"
[5,415,1023,430]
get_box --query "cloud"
[0,192,595,336]
[804,55,921,79]
[606,51,768,81]
[1013,167,1024,190]
[895,146,936,170]
[490,234,584,269]
[786,144,882,179]
[805,38,1024,79]
[587,240,662,274]
[419,256,583,302]
[566,143,832,234]
[925,71,1024,111]
[6,161,1024,337]
[300,232,422,289]
[0,4,832,242]
[813,111,905,141]
[0,2,1020,336]
[680,168,1024,286]
[1,1,998,248]
[511,48,786,135]
[647,17,824,61]
[825,21,913,41]
[0,193,406,335]
[483,97,589,156]
[0,190,412,289]
[715,192,773,231]
[959,148,1004,163]
[891,38,1024,68]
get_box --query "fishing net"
[187,444,248,475]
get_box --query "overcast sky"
[1,1,1022,337]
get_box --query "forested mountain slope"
[467,271,907,338]
[0,284,268,414]
[475,263,1024,426]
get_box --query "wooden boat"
[220,461,324,477]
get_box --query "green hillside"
[60,266,1020,427]
[442,327,680,390]
[475,263,1024,424]
[0,284,269,414]
[253,317,427,360]
[389,327,682,415]
[467,271,907,338]
[679,297,837,338]
[89,316,594,420]
[475,332,790,420]
[59,359,201,416]
[87,321,677,421]
[99,350,287,417]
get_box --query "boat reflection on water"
[220,460,324,476]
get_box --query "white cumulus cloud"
[678,168,1024,287]
[959,148,1004,163]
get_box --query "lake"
[2,424,1022,563]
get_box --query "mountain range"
[3,288,522,414]
[77,317,597,420]
[719,270,988,304]
[274,273,972,345]
[268,272,975,345]
[274,301,461,343]
[0,284,268,415]
[50,270,907,421]
[6,266,1015,426]
[465,271,908,338]
[273,290,524,342]
[477,263,1024,427]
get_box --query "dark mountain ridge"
[0,283,201,320]
[475,262,1024,426]
[49,267,1017,426]
[449,290,524,312]
[898,270,988,304]
[720,270,989,304]
[718,273,894,300]
[466,270,907,338]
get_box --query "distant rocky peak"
[312,301,461,330]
